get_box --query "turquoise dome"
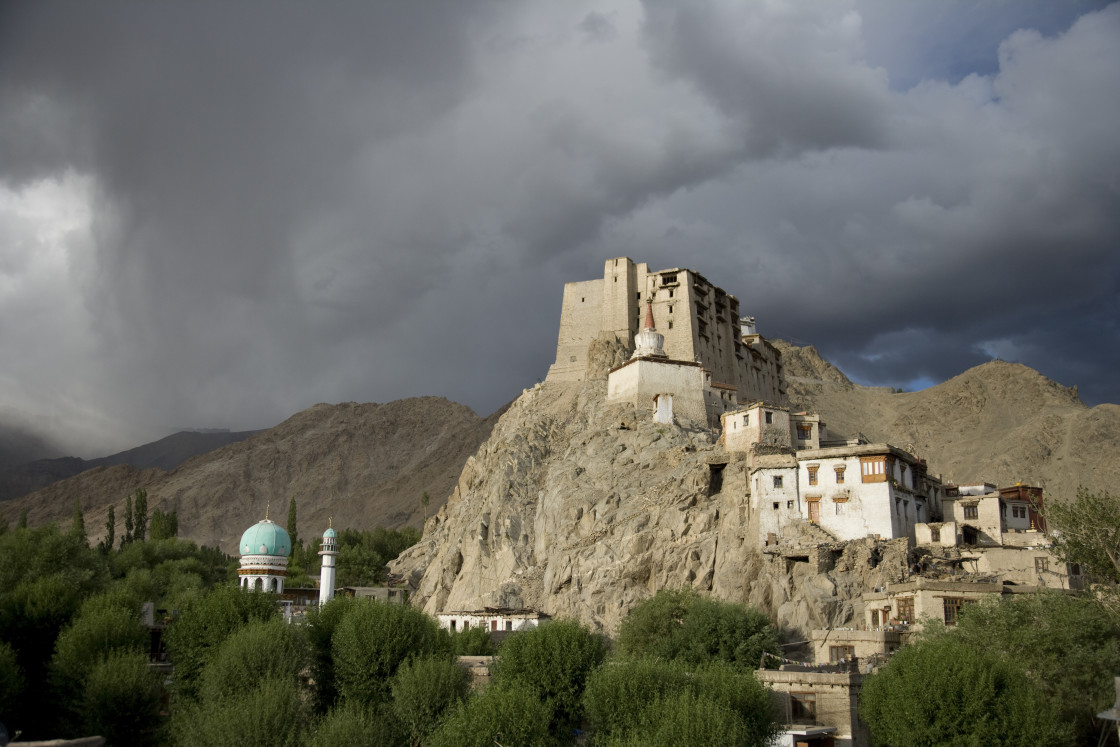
[240,520,291,557]
[323,527,337,539]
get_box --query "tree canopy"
[616,588,780,668]
[1047,487,1120,583]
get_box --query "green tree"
[133,488,148,542]
[149,508,179,540]
[304,700,404,747]
[583,658,777,745]
[860,634,1073,747]
[101,504,116,553]
[199,617,306,702]
[163,584,278,701]
[286,498,299,547]
[0,641,25,725]
[448,625,493,656]
[174,677,306,747]
[52,597,147,684]
[331,598,449,706]
[492,618,606,732]
[304,596,359,713]
[390,655,471,746]
[949,591,1120,743]
[427,683,553,747]
[81,651,165,747]
[69,497,86,545]
[602,691,771,747]
[616,589,780,668]
[17,508,27,529]
[1047,487,1120,583]
[421,491,431,520]
[123,492,134,546]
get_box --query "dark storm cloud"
[0,1,1117,456]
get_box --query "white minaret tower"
[318,520,339,606]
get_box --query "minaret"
[318,519,339,606]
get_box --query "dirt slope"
[8,397,503,553]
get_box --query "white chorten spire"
[632,300,667,359]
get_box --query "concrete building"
[437,607,550,634]
[237,516,291,593]
[861,578,1011,630]
[547,257,785,406]
[757,668,870,747]
[810,629,903,665]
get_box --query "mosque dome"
[239,519,291,557]
[323,527,337,539]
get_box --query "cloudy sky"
[1,1,1118,456]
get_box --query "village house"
[857,577,1051,631]
[809,628,903,665]
[757,666,870,747]
[437,607,550,636]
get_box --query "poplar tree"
[17,509,28,529]
[122,493,134,546]
[102,505,116,553]
[286,498,299,547]
[133,489,148,542]
[69,497,87,545]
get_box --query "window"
[668,304,673,314]
[773,476,783,489]
[797,424,812,440]
[1035,557,1048,574]
[772,502,779,510]
[765,411,773,424]
[786,500,793,509]
[943,597,974,625]
[963,505,978,520]
[896,597,914,623]
[835,502,844,515]
[449,620,457,631]
[829,645,856,662]
[662,273,677,285]
[743,414,750,426]
[931,526,941,542]
[505,620,513,631]
[835,467,845,484]
[860,456,886,483]
[789,693,816,723]
[1012,505,1027,519]
[668,320,673,329]
[1068,563,1082,576]
[807,466,819,485]
[463,620,469,630]
[871,609,880,627]
[636,292,641,300]
[669,289,674,298]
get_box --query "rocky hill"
[391,342,1120,635]
[6,397,502,552]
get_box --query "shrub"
[304,700,404,747]
[616,589,779,668]
[492,619,606,731]
[426,684,553,747]
[331,599,448,705]
[390,655,471,745]
[81,651,165,747]
[199,617,306,702]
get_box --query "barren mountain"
[773,341,1120,500]
[0,429,260,502]
[7,398,503,552]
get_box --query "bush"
[390,655,471,745]
[163,584,278,701]
[616,589,779,668]
[199,617,306,702]
[583,658,777,744]
[426,684,553,747]
[81,651,165,747]
[304,596,359,712]
[304,700,404,747]
[174,677,306,747]
[448,625,493,655]
[492,619,606,731]
[0,641,24,724]
[860,634,1074,747]
[331,599,449,706]
[602,691,768,747]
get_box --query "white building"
[437,607,550,634]
[238,517,291,593]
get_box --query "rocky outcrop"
[392,379,909,636]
